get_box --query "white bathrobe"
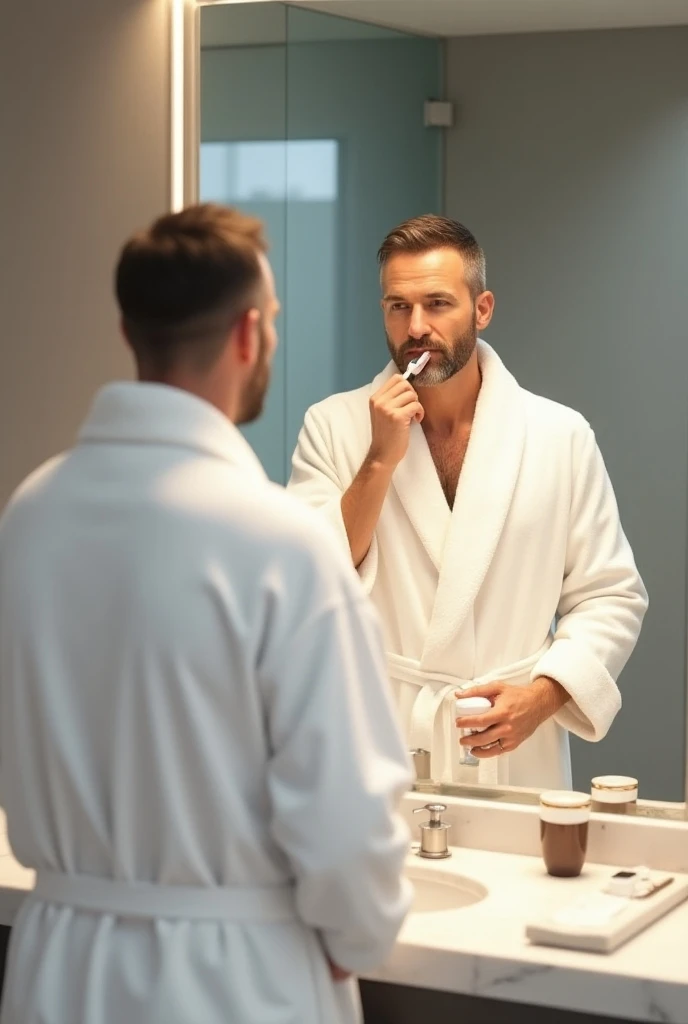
[288,341,648,789]
[0,383,412,1024]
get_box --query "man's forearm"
[341,456,395,568]
[532,675,570,723]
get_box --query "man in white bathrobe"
[0,204,412,1024]
[288,214,648,789]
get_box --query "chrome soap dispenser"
[413,803,452,859]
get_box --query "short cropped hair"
[115,203,268,373]
[378,214,486,298]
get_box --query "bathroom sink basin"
[405,862,488,914]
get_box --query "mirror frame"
[172,0,688,821]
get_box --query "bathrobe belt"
[387,640,552,785]
[30,871,297,923]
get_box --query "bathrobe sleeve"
[288,406,378,593]
[532,422,648,741]
[262,585,412,974]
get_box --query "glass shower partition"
[200,2,442,483]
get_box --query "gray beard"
[388,320,478,387]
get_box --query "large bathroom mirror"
[185,0,688,816]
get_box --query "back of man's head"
[115,203,268,376]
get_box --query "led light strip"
[170,0,186,210]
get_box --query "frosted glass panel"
[200,28,287,485]
[200,2,441,483]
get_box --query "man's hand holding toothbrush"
[340,351,428,567]
[368,364,426,468]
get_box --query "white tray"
[525,872,688,953]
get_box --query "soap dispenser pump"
[413,803,452,859]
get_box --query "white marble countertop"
[363,845,688,1023]
[1,810,686,1022]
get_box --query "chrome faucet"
[409,748,431,781]
[413,803,452,859]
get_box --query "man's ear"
[475,291,495,331]
[232,308,260,365]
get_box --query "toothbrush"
[402,350,431,380]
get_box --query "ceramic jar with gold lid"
[591,775,638,815]
[539,791,592,877]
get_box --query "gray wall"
[0,0,170,509]
[444,27,688,799]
